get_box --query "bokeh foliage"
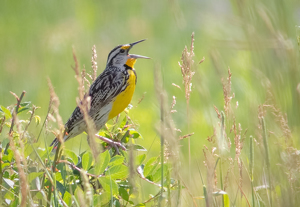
[1,0,300,206]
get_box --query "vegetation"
[1,0,300,206]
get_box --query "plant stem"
[159,92,164,207]
[250,136,255,207]
[220,112,225,206]
[47,142,61,207]
[261,117,272,207]
[187,104,191,180]
[4,91,26,154]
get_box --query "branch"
[57,160,103,178]
[4,91,26,154]
[9,91,26,135]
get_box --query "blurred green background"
[1,0,300,205]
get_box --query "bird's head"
[106,39,150,68]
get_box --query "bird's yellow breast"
[108,69,136,120]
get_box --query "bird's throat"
[125,58,137,68]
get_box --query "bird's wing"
[65,67,127,133]
[89,67,127,112]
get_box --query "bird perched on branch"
[50,39,149,149]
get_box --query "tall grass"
[1,0,300,206]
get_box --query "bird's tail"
[50,137,60,148]
[50,137,61,152]
[50,132,68,152]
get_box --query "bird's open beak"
[129,54,150,59]
[128,39,150,59]
[130,39,147,47]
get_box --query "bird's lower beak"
[129,54,150,59]
[127,39,150,60]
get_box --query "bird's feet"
[95,134,126,154]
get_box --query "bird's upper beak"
[128,39,150,59]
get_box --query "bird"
[50,39,149,149]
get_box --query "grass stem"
[159,92,165,207]
[261,117,272,207]
[249,136,255,207]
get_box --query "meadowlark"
[50,39,149,149]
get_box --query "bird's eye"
[120,49,125,53]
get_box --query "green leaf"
[119,116,127,129]
[56,181,65,197]
[132,144,147,151]
[63,191,72,206]
[36,147,51,160]
[35,191,45,200]
[19,101,31,107]
[105,123,114,131]
[130,130,143,139]
[144,157,159,177]
[74,186,84,204]
[1,138,10,150]
[134,204,146,207]
[152,164,168,182]
[0,106,12,119]
[109,155,124,167]
[121,130,130,143]
[2,150,13,162]
[17,107,30,114]
[57,163,67,183]
[94,192,110,206]
[98,177,118,196]
[3,178,14,189]
[94,150,110,175]
[223,194,230,207]
[24,144,35,158]
[17,102,31,114]
[34,115,41,125]
[65,149,78,165]
[1,163,10,169]
[119,187,129,201]
[93,194,101,207]
[106,164,128,180]
[82,151,93,171]
[135,154,146,166]
[114,199,121,207]
[4,190,14,201]
[28,172,43,183]
[55,172,63,182]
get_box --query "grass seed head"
[179,32,196,104]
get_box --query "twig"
[141,183,178,205]
[95,134,126,152]
[57,160,103,178]
[9,91,26,135]
[4,91,26,154]
[136,166,161,187]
